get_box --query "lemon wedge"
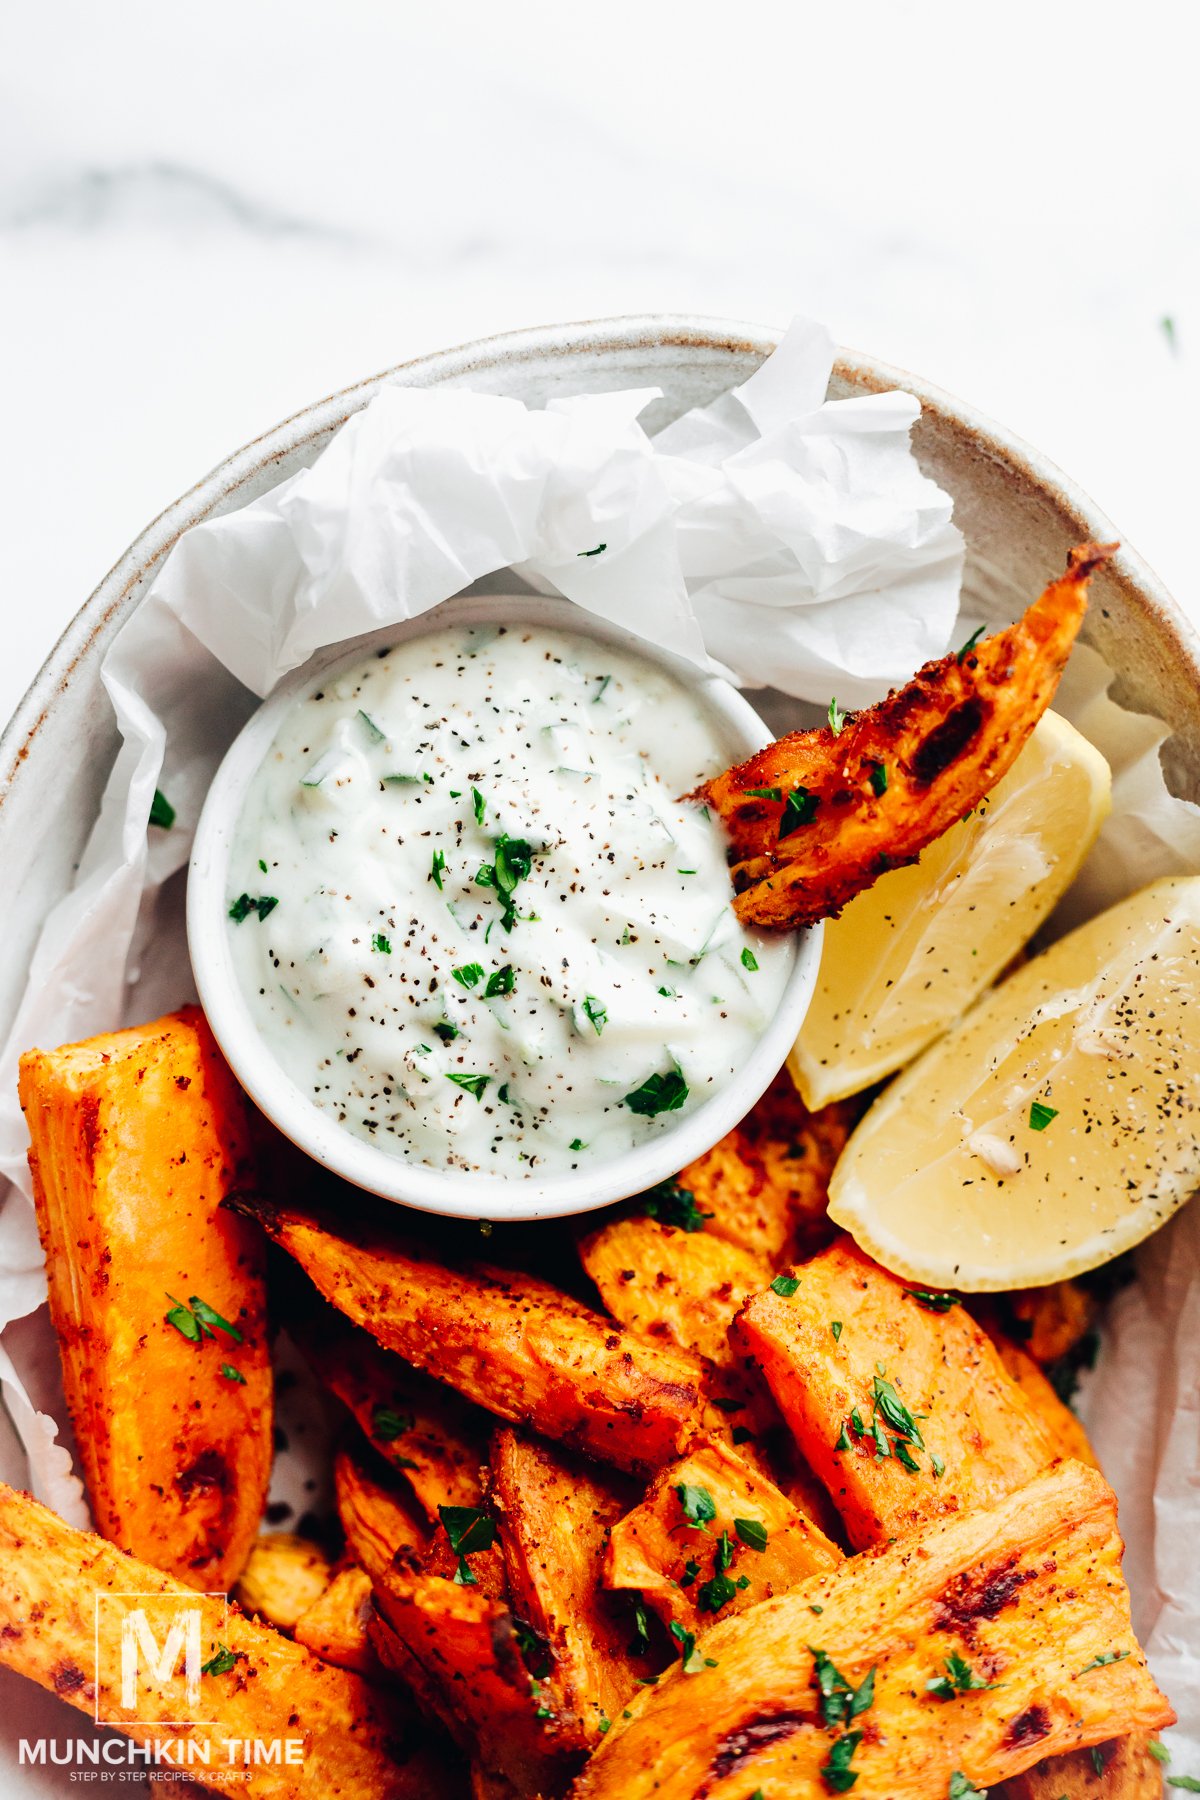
[789,711,1112,1108]
[827,876,1200,1289]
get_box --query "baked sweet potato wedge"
[490,1428,642,1752]
[604,1434,842,1637]
[696,545,1110,929]
[230,1192,705,1477]
[979,1277,1100,1365]
[232,1531,334,1631]
[733,1236,1058,1548]
[0,1481,444,1798]
[990,1333,1099,1469]
[297,1294,488,1519]
[675,1071,854,1264]
[994,1732,1165,1797]
[579,1215,770,1366]
[18,1007,271,1589]
[569,1459,1173,1800]
[371,1560,564,1797]
[293,1564,379,1679]
[333,1438,428,1584]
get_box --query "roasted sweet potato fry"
[18,1007,271,1590]
[491,1428,642,1752]
[333,1438,428,1584]
[569,1460,1173,1800]
[990,1333,1099,1469]
[733,1236,1058,1548]
[980,1278,1100,1366]
[231,1193,705,1477]
[604,1435,841,1637]
[371,1561,564,1797]
[994,1732,1165,1797]
[675,1071,854,1263]
[0,1482,444,1798]
[579,1215,770,1366]
[233,1531,334,1631]
[298,1294,487,1519]
[293,1564,379,1679]
[696,545,1110,929]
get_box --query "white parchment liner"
[1,319,1198,1759]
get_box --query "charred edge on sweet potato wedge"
[732,1236,1060,1550]
[228,1192,706,1477]
[568,1460,1173,1800]
[17,1007,272,1591]
[490,1427,644,1754]
[694,544,1111,930]
[295,1290,488,1519]
[334,1435,429,1585]
[604,1434,842,1639]
[0,1481,444,1799]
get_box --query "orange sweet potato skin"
[604,1435,842,1637]
[698,546,1106,929]
[18,1007,271,1590]
[490,1429,642,1752]
[569,1461,1173,1800]
[0,1482,442,1799]
[734,1236,1059,1549]
[233,1194,705,1477]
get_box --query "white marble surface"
[1,0,1196,731]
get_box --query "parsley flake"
[371,932,392,954]
[582,995,607,1035]
[485,965,516,997]
[779,786,820,838]
[675,1483,716,1531]
[624,1068,688,1116]
[228,893,278,924]
[1079,1649,1130,1674]
[371,1406,413,1443]
[452,962,485,988]
[828,697,845,735]
[431,849,446,889]
[472,786,487,824]
[810,1648,875,1728]
[734,1518,768,1552]
[868,761,889,797]
[446,1072,490,1101]
[439,1504,497,1557]
[578,543,607,557]
[743,786,782,801]
[741,947,759,972]
[956,625,986,663]
[200,1646,238,1677]
[926,1652,998,1699]
[149,788,175,830]
[1030,1100,1058,1131]
[642,1179,711,1232]
[820,1731,864,1793]
[909,1288,958,1312]
[831,1321,843,1341]
[948,1776,987,1798]
[164,1294,243,1346]
[668,1620,716,1674]
[219,1363,245,1385]
[770,1274,801,1297]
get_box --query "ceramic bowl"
[187,592,819,1220]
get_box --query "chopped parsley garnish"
[658,984,677,997]
[624,1068,689,1116]
[926,1652,998,1698]
[956,625,986,664]
[1148,1742,1170,1765]
[485,965,516,997]
[165,1294,243,1346]
[473,833,536,930]
[357,709,386,743]
[820,1730,864,1792]
[669,1620,717,1674]
[734,1517,768,1552]
[452,962,485,988]
[1029,1100,1058,1131]
[229,893,278,924]
[446,1072,490,1101]
[582,994,607,1035]
[779,786,820,838]
[696,1566,747,1614]
[593,674,613,703]
[258,859,268,872]
[931,1453,946,1478]
[371,1406,414,1443]
[149,788,175,830]
[472,786,487,824]
[680,1556,701,1587]
[870,1374,923,1446]
[439,1504,497,1557]
[741,947,759,971]
[834,1423,852,1452]
[1167,1780,1200,1793]
[743,786,782,801]
[513,1621,552,1679]
[827,697,845,735]
[627,1600,652,1656]
[219,1363,245,1384]
[1079,1649,1130,1674]
[452,1556,477,1585]
[578,542,607,557]
[909,1288,958,1312]
[434,1021,459,1043]
[570,1137,586,1152]
[372,932,392,954]
[868,760,889,797]
[641,1179,711,1232]
[811,1648,876,1731]
[675,1483,716,1531]
[770,1274,801,1297]
[831,1321,843,1341]
[948,1776,987,1798]
[200,1646,238,1677]
[431,849,446,889]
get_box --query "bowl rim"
[187,592,821,1221]
[5,311,1199,809]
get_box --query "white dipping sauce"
[228,623,790,1177]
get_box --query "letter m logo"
[95,1594,227,1726]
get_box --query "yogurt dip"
[227,622,790,1177]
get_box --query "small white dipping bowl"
[188,594,822,1222]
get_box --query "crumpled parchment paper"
[0,316,1197,1760]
